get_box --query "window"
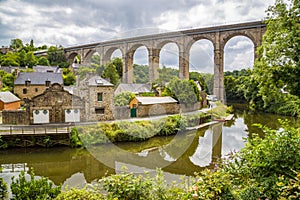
[97,92,103,101]
[23,88,27,94]
[35,88,38,92]
[95,107,105,114]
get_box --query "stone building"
[14,72,63,100]
[28,83,85,124]
[0,91,20,111]
[129,96,179,117]
[76,75,114,121]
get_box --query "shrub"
[11,170,61,200]
[223,120,300,199]
[0,178,8,200]
[101,168,153,200]
[70,127,83,147]
[55,187,103,200]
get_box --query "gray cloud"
[0,0,274,72]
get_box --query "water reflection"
[0,110,299,187]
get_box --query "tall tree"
[247,0,300,115]
[102,62,120,85]
[162,78,200,104]
[111,57,123,78]
[47,46,69,68]
[10,38,23,51]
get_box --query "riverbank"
[0,111,212,148]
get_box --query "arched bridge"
[41,21,267,101]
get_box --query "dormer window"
[25,79,31,86]
[95,79,103,85]
[45,79,51,87]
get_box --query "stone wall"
[14,85,46,100]
[180,102,201,113]
[137,103,179,117]
[2,110,29,125]
[79,85,115,121]
[28,83,85,124]
[114,106,130,119]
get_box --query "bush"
[223,120,300,199]
[11,170,61,200]
[101,168,153,200]
[0,178,8,200]
[70,128,83,147]
[55,187,103,200]
[100,168,185,200]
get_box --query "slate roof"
[33,65,62,73]
[86,75,114,86]
[0,91,20,103]
[14,72,63,85]
[135,96,178,105]
[115,83,151,94]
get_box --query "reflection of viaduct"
[0,124,223,184]
[89,123,223,176]
[62,21,266,101]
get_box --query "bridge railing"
[0,125,71,136]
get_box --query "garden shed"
[129,96,179,117]
[0,91,20,110]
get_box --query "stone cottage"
[14,72,63,100]
[2,83,85,125]
[76,75,114,121]
[28,83,85,124]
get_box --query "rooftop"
[135,96,178,105]
[86,75,114,86]
[14,72,63,85]
[0,91,20,103]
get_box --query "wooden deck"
[0,125,72,136]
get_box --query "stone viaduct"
[62,21,266,102]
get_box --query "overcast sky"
[0,0,275,73]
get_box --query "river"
[1,107,299,189]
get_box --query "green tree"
[0,52,19,66]
[10,38,23,51]
[246,0,300,115]
[189,71,209,93]
[47,46,69,68]
[111,57,123,78]
[133,64,149,83]
[114,92,136,106]
[76,66,96,79]
[162,77,200,104]
[200,73,214,94]
[37,56,50,66]
[102,62,120,85]
[62,68,76,86]
[25,51,37,67]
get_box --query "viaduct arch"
[63,21,266,102]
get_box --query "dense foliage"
[241,0,300,116]
[11,170,61,200]
[162,78,201,104]
[0,70,15,92]
[0,177,8,200]
[114,91,136,106]
[224,69,249,102]
[76,113,210,145]
[133,64,149,83]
